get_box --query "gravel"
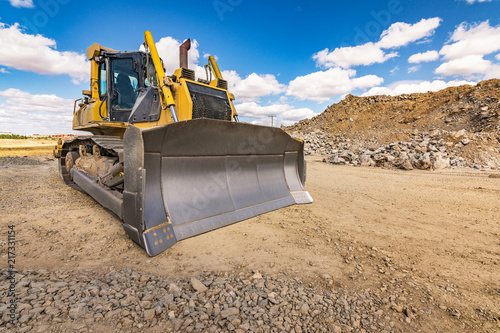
[0,157,46,167]
[0,268,419,332]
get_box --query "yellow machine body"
[56,31,312,256]
[72,32,237,137]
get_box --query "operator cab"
[98,51,160,123]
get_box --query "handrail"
[73,98,83,114]
[99,97,107,120]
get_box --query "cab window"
[99,62,107,97]
[144,58,157,87]
[111,58,139,110]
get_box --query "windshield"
[111,58,139,110]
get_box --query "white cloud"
[436,21,500,77]
[314,18,442,68]
[0,68,10,73]
[496,53,500,60]
[377,18,442,48]
[0,23,88,83]
[278,96,288,103]
[0,88,73,114]
[227,73,285,102]
[459,0,492,4]
[313,43,398,69]
[8,0,34,8]
[408,50,439,63]
[408,65,421,73]
[280,108,316,121]
[390,66,399,75]
[484,64,500,79]
[440,21,500,60]
[221,70,286,102]
[435,55,492,76]
[235,102,292,119]
[0,89,74,135]
[235,102,316,126]
[286,68,383,102]
[361,79,476,97]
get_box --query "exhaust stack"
[180,39,191,69]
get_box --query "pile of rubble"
[286,79,500,170]
[293,129,500,170]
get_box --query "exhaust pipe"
[180,39,191,69]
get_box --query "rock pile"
[1,268,418,332]
[293,129,500,170]
[286,79,500,170]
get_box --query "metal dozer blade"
[122,118,313,256]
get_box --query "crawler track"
[58,136,124,191]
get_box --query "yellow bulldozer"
[54,31,312,256]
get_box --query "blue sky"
[0,0,499,134]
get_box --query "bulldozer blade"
[122,118,313,256]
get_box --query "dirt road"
[0,156,499,332]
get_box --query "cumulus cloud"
[314,18,441,69]
[484,64,500,79]
[313,44,393,69]
[0,23,88,83]
[408,50,439,63]
[286,68,383,102]
[437,20,500,77]
[8,0,34,8]
[226,73,285,102]
[235,102,316,126]
[313,43,397,68]
[435,55,492,76]
[0,89,74,134]
[440,21,500,60]
[280,108,316,121]
[361,79,476,97]
[235,102,290,118]
[220,70,286,102]
[0,68,10,74]
[0,88,73,114]
[377,18,442,48]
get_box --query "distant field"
[0,139,56,157]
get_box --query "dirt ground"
[0,152,499,332]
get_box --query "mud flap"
[122,119,313,256]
